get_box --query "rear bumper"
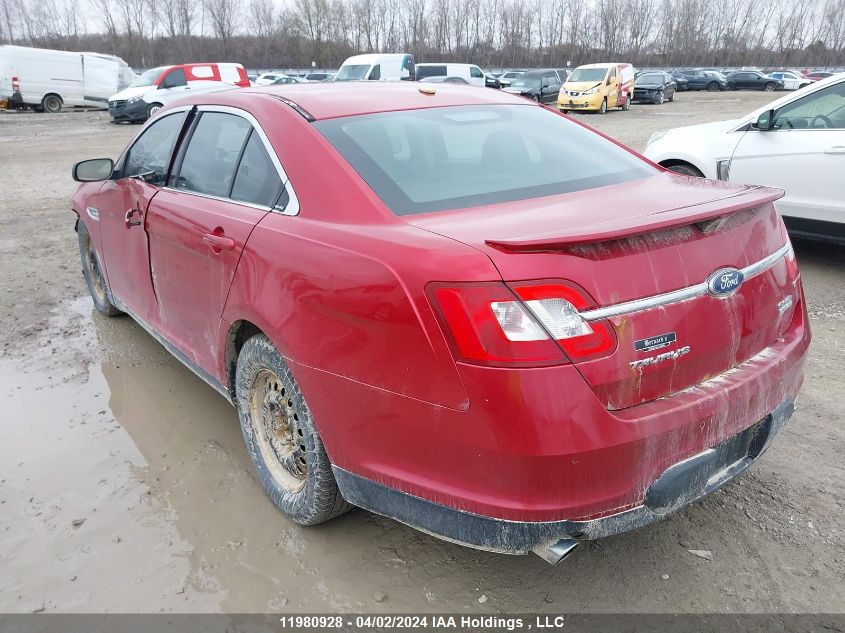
[334,397,795,554]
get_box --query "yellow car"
[558,63,635,114]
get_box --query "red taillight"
[11,76,20,92]
[427,281,616,367]
[510,281,617,361]
[429,283,566,366]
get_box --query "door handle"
[203,233,235,251]
[124,208,142,228]
[825,146,845,155]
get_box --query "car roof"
[342,53,406,64]
[246,82,530,120]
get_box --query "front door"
[97,110,189,322]
[146,109,286,371]
[730,81,845,225]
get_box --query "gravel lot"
[0,91,843,614]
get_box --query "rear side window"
[316,105,655,216]
[123,112,187,185]
[417,65,447,78]
[230,131,284,206]
[175,112,251,198]
[219,65,241,84]
[190,65,214,79]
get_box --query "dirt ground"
[0,92,843,615]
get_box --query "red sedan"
[71,83,810,564]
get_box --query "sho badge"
[629,345,691,369]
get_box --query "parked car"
[768,71,813,91]
[805,71,836,81]
[644,74,845,244]
[679,69,728,91]
[272,75,306,85]
[558,63,634,113]
[416,63,486,87]
[502,68,563,103]
[725,71,784,91]
[0,45,136,113]
[484,72,502,89]
[305,72,334,82]
[497,70,524,87]
[70,82,810,564]
[632,71,676,104]
[255,72,290,86]
[419,76,469,84]
[335,54,415,82]
[107,63,250,122]
[670,71,690,91]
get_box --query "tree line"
[1,0,844,70]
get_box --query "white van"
[334,54,416,82]
[0,45,136,113]
[415,63,486,87]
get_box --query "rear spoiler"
[485,185,784,252]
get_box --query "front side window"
[369,65,381,80]
[174,112,252,198]
[123,112,187,185]
[773,82,845,129]
[161,68,187,88]
[470,66,484,78]
[316,105,655,216]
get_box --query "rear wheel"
[598,98,607,114]
[77,220,122,317]
[764,82,776,92]
[707,81,719,92]
[665,162,704,177]
[235,334,352,525]
[41,94,62,113]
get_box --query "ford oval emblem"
[707,267,745,297]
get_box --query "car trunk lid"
[410,173,799,409]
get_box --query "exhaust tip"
[532,537,580,565]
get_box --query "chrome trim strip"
[581,243,791,322]
[86,206,99,221]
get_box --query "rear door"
[145,107,289,370]
[730,80,845,226]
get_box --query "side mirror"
[755,109,775,131]
[73,158,114,182]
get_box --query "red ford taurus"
[71,83,810,563]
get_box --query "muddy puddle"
[0,298,548,613]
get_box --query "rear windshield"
[315,105,655,216]
[335,64,370,81]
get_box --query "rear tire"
[235,334,352,526]
[41,94,62,113]
[598,98,607,114]
[77,220,122,317]
[665,163,704,177]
